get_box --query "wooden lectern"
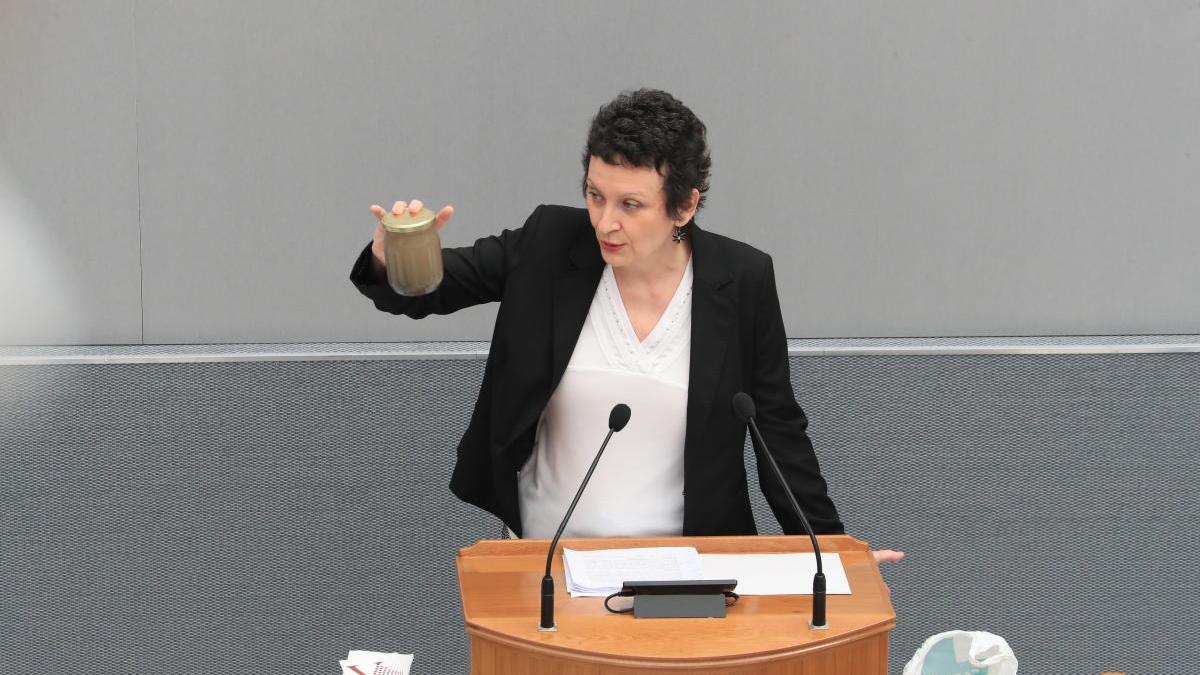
[457,535,895,674]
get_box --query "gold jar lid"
[381,207,437,233]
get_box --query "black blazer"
[350,204,844,537]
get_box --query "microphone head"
[608,403,631,432]
[731,392,756,422]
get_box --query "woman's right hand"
[369,199,455,267]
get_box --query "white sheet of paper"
[698,552,851,595]
[562,546,704,597]
[342,651,413,675]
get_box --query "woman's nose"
[597,209,621,233]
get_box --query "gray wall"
[3,347,1197,674]
[4,3,1200,673]
[3,1,1200,345]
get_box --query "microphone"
[538,403,632,631]
[731,392,829,630]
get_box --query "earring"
[671,222,689,243]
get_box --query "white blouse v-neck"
[518,259,693,539]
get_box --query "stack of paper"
[559,547,853,597]
[339,650,413,675]
[562,546,705,597]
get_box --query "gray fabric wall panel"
[1,360,495,675]
[3,353,1197,674]
[772,353,1200,675]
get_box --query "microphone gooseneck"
[538,403,631,631]
[731,392,829,629]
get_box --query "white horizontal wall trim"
[2,336,1200,365]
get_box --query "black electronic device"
[622,579,738,595]
[609,579,740,619]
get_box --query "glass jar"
[381,208,444,296]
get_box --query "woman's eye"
[624,202,640,210]
[588,192,602,202]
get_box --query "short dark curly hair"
[582,89,712,223]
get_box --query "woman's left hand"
[872,549,905,565]
[871,549,905,597]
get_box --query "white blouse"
[518,259,693,539]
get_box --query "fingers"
[870,550,903,596]
[373,199,452,227]
[434,205,454,230]
[387,199,426,215]
[394,200,424,215]
[872,549,906,564]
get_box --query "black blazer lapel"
[551,228,604,392]
[500,223,601,456]
[683,225,735,497]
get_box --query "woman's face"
[585,156,694,271]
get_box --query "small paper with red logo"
[338,649,413,675]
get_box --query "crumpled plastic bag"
[903,630,1018,675]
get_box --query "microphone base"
[808,621,830,630]
[536,623,558,632]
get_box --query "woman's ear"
[684,188,701,222]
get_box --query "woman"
[352,90,898,562]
